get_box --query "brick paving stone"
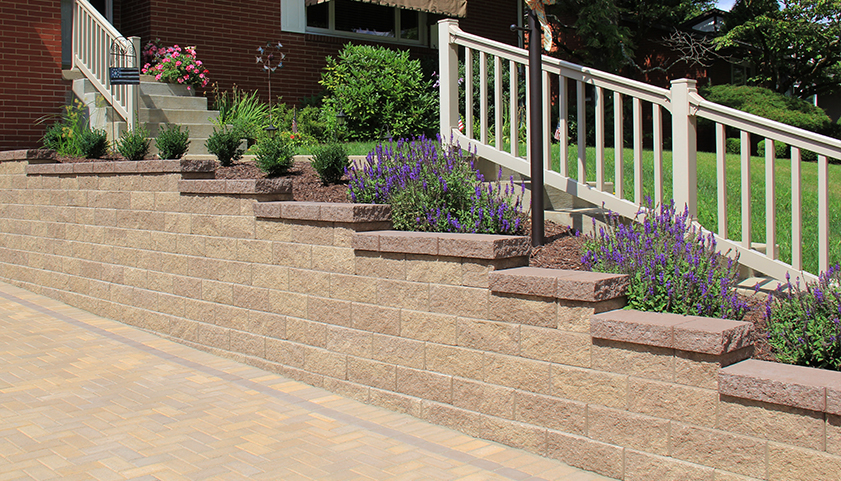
[0,280,615,480]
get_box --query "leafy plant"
[311,143,349,185]
[38,99,91,157]
[765,265,841,370]
[155,124,190,159]
[347,136,526,235]
[206,125,244,166]
[77,128,110,159]
[211,85,270,145]
[725,138,740,154]
[254,135,294,176]
[320,44,438,141]
[141,42,209,91]
[757,138,790,159]
[116,126,151,160]
[582,200,748,320]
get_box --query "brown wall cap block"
[489,266,560,298]
[178,180,226,194]
[353,231,530,260]
[592,309,753,355]
[490,267,628,302]
[180,158,216,173]
[719,359,841,413]
[252,202,390,224]
[555,271,628,302]
[0,149,56,162]
[24,159,199,176]
[178,179,292,196]
[26,163,72,175]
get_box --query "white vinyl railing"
[438,18,841,282]
[72,0,139,130]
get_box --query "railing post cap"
[671,78,697,87]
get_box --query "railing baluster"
[543,70,551,171]
[577,80,586,184]
[465,48,473,140]
[653,104,663,206]
[479,51,488,145]
[633,98,643,205]
[741,131,751,250]
[494,56,502,150]
[614,92,623,199]
[559,76,568,177]
[595,86,605,191]
[791,147,802,271]
[509,60,518,157]
[765,139,776,259]
[819,154,829,272]
[716,123,727,237]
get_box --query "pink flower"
[199,74,204,79]
[156,74,162,80]
[196,61,202,66]
[176,61,182,66]
[163,58,171,63]
[177,78,184,83]
[186,86,192,91]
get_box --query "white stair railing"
[72,0,139,130]
[438,18,841,282]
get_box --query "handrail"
[71,0,138,130]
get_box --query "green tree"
[715,0,841,99]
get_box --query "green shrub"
[765,266,841,370]
[701,85,833,134]
[155,124,190,159]
[206,126,244,166]
[116,126,150,161]
[320,44,437,141]
[255,135,294,176]
[725,138,740,154]
[39,99,92,157]
[78,128,110,159]
[311,143,349,185]
[757,139,790,159]
[210,84,269,145]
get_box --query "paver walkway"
[0,280,614,480]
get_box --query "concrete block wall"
[1,151,841,480]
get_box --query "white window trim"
[281,0,427,46]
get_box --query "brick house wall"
[0,1,69,151]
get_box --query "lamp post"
[334,109,346,141]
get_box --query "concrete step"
[140,94,210,111]
[140,108,218,125]
[138,79,195,97]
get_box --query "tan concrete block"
[557,303,596,332]
[326,325,372,357]
[354,251,406,280]
[457,318,520,355]
[369,388,422,418]
[462,257,526,288]
[252,263,289,290]
[321,377,370,405]
[426,344,484,380]
[199,323,231,350]
[164,212,191,234]
[371,334,424,369]
[288,268,330,296]
[429,284,488,319]
[173,275,202,299]
[396,366,452,404]
[255,219,292,242]
[329,273,378,304]
[154,192,181,212]
[624,449,715,481]
[829,415,841,456]
[205,236,238,260]
[201,280,233,304]
[231,330,265,357]
[175,234,205,256]
[520,325,591,367]
[551,364,628,409]
[482,416,546,455]
[484,353,551,395]
[170,318,200,343]
[308,296,352,327]
[377,279,429,311]
[592,338,674,382]
[717,395,825,451]
[286,317,326,348]
[421,400,484,438]
[489,293,557,328]
[452,377,517,419]
[158,292,186,317]
[545,429,624,480]
[232,285,269,311]
[268,290,307,318]
[768,443,841,480]
[214,260,251,285]
[233,238,273,263]
[587,404,670,455]
[406,254,462,285]
[347,356,394,390]
[514,391,586,434]
[311,245,355,274]
[302,345,347,378]
[221,215,255,239]
[266,338,306,368]
[401,310,457,345]
[670,423,767,479]
[183,298,217,323]
[291,221,335,246]
[214,304,251,330]
[351,303,400,335]
[248,310,286,339]
[130,191,156,211]
[146,271,174,293]
[629,378,718,427]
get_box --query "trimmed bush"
[311,143,349,185]
[116,126,151,161]
[78,128,110,159]
[206,125,243,166]
[725,138,741,154]
[155,124,190,159]
[254,135,294,176]
[757,139,789,159]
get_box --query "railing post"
[128,36,141,132]
[670,79,698,215]
[438,19,459,142]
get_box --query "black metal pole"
[528,9,544,246]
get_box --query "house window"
[304,0,426,44]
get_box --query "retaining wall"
[1,150,840,480]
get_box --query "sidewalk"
[0,280,613,480]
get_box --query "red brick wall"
[0,1,69,150]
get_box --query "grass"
[294,141,379,156]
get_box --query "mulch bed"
[56,155,776,362]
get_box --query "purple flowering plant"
[582,199,747,320]
[764,265,841,370]
[347,135,526,235]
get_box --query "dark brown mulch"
[215,160,350,203]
